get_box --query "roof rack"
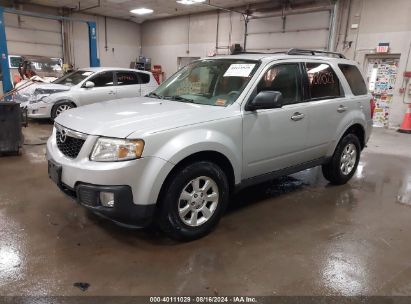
[231,49,346,59]
[287,48,346,59]
[231,51,286,55]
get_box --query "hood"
[55,97,233,138]
[14,82,70,103]
[34,83,71,91]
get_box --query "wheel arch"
[328,122,366,157]
[157,150,236,204]
[341,123,366,150]
[51,99,77,119]
[53,99,77,108]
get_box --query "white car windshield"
[148,59,260,107]
[53,70,94,86]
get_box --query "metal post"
[327,2,338,51]
[87,21,100,67]
[243,15,249,52]
[0,7,12,94]
[1,7,101,74]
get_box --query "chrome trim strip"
[54,123,89,140]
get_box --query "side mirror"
[245,91,283,111]
[84,81,95,89]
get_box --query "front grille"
[56,129,86,159]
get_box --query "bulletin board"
[366,57,399,127]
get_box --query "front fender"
[47,92,77,106]
[147,128,242,182]
[128,128,242,206]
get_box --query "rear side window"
[138,73,150,84]
[339,64,368,95]
[304,63,342,99]
[116,71,139,86]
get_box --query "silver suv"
[47,49,373,241]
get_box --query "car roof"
[78,67,152,74]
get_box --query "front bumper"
[46,127,174,227]
[58,181,155,227]
[26,101,53,118]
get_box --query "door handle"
[291,112,305,121]
[337,105,348,113]
[108,91,116,95]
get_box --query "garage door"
[246,10,331,51]
[4,13,62,58]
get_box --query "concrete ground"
[1,121,411,296]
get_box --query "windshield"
[149,59,260,106]
[53,70,94,86]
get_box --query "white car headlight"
[36,94,50,103]
[90,137,145,162]
[29,94,50,104]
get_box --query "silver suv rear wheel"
[340,143,357,175]
[322,133,361,185]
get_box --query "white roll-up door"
[246,10,331,51]
[4,13,62,58]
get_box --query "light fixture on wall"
[176,0,206,5]
[130,8,154,15]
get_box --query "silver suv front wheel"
[178,176,219,227]
[157,161,229,241]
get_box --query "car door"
[77,71,116,106]
[115,71,141,99]
[242,62,310,179]
[302,61,349,160]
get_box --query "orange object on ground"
[398,104,411,134]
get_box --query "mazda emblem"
[59,129,67,143]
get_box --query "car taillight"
[370,98,376,119]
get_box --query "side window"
[90,71,114,87]
[116,71,140,86]
[304,63,342,99]
[257,63,302,105]
[338,64,368,95]
[138,73,150,84]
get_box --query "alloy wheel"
[340,143,357,175]
[177,176,219,227]
[55,104,72,116]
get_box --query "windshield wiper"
[164,95,195,103]
[147,92,164,99]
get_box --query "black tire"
[157,161,229,241]
[51,101,75,120]
[322,133,361,185]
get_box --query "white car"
[24,67,158,119]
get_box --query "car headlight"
[29,94,50,104]
[90,137,145,162]
[32,89,67,104]
[36,94,50,103]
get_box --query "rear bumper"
[366,119,373,144]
